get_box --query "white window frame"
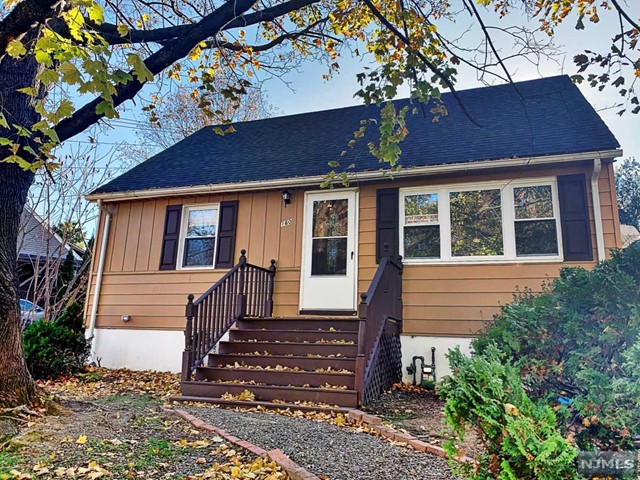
[177,203,220,270]
[399,178,563,264]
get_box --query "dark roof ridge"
[191,74,573,132]
[90,75,620,197]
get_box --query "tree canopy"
[616,157,640,229]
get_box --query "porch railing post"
[266,259,276,317]
[182,293,195,382]
[355,292,368,406]
[236,249,247,318]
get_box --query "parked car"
[20,299,45,328]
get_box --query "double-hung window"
[400,179,562,263]
[179,204,219,268]
[403,193,441,259]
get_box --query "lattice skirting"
[363,331,403,405]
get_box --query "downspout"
[87,200,112,361]
[591,157,606,261]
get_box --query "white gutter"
[86,149,623,202]
[87,200,112,362]
[591,157,606,261]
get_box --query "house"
[621,224,640,248]
[85,75,622,407]
[18,206,84,304]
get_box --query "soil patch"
[365,385,482,458]
[2,393,287,479]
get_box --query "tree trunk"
[0,44,44,409]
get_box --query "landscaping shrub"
[22,302,90,379]
[439,242,640,476]
[439,346,578,480]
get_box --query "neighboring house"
[621,224,640,248]
[18,207,83,304]
[85,75,623,407]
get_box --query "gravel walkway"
[184,406,455,480]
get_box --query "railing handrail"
[193,261,243,307]
[182,249,276,382]
[355,245,403,405]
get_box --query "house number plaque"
[280,219,293,227]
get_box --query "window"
[400,180,562,263]
[513,185,558,256]
[403,193,440,258]
[450,189,503,257]
[179,205,219,268]
[311,199,349,275]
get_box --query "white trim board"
[86,150,622,202]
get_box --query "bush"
[23,302,90,379]
[439,346,578,480]
[473,242,640,450]
[440,243,640,477]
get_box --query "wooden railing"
[355,249,403,405]
[181,249,276,381]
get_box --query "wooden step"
[229,329,358,343]
[181,381,358,407]
[218,341,357,357]
[236,317,359,332]
[169,396,352,414]
[195,367,355,388]
[208,353,356,371]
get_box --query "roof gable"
[93,75,620,195]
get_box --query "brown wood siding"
[356,161,622,337]
[86,160,622,336]
[87,190,303,330]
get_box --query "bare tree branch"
[361,0,482,127]
[461,0,522,98]
[610,0,640,31]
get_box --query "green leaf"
[63,7,85,40]
[126,54,153,82]
[17,87,38,97]
[38,68,59,85]
[117,24,130,37]
[53,99,74,122]
[7,39,26,58]
[95,100,117,118]
[2,154,31,170]
[0,138,13,146]
[0,112,9,129]
[34,49,53,67]
[88,4,104,24]
[59,63,82,85]
[112,69,133,84]
[12,124,32,137]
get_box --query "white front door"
[300,190,358,312]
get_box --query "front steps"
[177,317,360,409]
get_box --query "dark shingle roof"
[93,75,619,195]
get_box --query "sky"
[46,3,639,235]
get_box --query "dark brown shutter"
[159,205,182,270]
[215,200,239,268]
[376,188,399,263]
[558,174,593,261]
